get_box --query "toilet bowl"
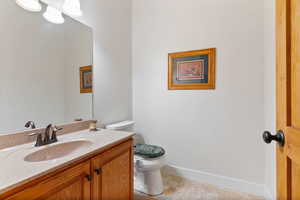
[106,121,166,196]
[134,155,166,196]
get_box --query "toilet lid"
[134,144,165,158]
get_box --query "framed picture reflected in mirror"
[80,65,93,93]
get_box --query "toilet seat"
[134,144,165,158]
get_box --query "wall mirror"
[0,0,93,133]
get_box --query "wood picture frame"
[80,65,93,93]
[168,48,216,90]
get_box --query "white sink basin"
[24,140,93,162]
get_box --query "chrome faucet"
[44,124,52,144]
[28,124,63,147]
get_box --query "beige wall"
[132,0,265,187]
[264,0,276,199]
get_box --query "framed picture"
[80,65,93,93]
[168,48,216,90]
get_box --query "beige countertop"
[0,129,135,195]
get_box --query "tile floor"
[134,173,265,200]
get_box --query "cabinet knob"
[94,169,102,175]
[85,174,92,181]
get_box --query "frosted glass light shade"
[16,0,42,12]
[43,6,64,24]
[63,0,82,17]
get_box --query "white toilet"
[106,121,166,196]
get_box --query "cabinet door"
[5,161,91,200]
[92,140,133,200]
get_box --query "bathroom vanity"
[0,129,135,200]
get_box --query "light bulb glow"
[16,0,42,12]
[63,0,82,17]
[43,6,65,24]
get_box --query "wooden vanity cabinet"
[5,161,91,200]
[1,139,133,200]
[91,139,133,200]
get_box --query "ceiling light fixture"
[15,0,83,24]
[43,5,65,24]
[15,0,42,12]
[63,0,82,17]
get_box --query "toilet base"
[134,169,164,196]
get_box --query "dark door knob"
[263,130,285,146]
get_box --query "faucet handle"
[28,132,41,137]
[53,126,63,132]
[25,121,36,129]
[50,126,63,143]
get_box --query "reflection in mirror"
[0,0,93,133]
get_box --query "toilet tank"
[106,121,144,145]
[105,120,135,131]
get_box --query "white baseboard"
[164,165,267,198]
